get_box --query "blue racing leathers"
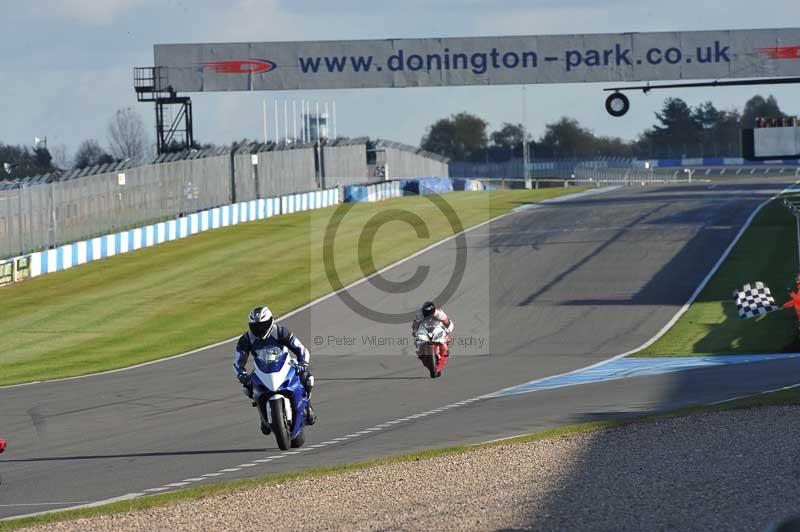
[233,326,312,394]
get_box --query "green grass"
[0,188,581,386]
[3,382,799,531]
[635,193,800,357]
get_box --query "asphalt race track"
[3,178,800,519]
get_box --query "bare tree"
[107,107,147,161]
[50,143,69,170]
[74,139,114,169]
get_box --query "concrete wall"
[383,146,449,179]
[0,153,233,259]
[233,145,317,200]
[2,188,340,283]
[323,142,368,187]
[0,137,450,260]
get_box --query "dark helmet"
[248,306,275,340]
[422,301,436,318]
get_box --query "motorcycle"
[415,319,450,378]
[249,345,311,450]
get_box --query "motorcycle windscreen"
[254,347,288,373]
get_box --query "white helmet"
[248,306,274,339]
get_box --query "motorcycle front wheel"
[428,353,439,378]
[269,400,292,451]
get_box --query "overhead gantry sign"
[137,28,800,149]
[151,28,800,92]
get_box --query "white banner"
[154,28,800,92]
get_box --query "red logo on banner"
[756,46,800,59]
[199,59,277,74]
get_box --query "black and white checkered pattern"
[733,282,780,319]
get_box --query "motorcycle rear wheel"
[269,400,292,451]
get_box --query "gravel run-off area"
[27,406,800,532]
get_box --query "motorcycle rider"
[411,301,454,358]
[233,306,316,434]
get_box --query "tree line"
[421,94,789,162]
[2,92,790,182]
[0,107,152,181]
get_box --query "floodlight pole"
[284,100,289,143]
[292,99,297,142]
[262,99,268,143]
[274,100,279,143]
[522,85,531,189]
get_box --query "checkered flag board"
[733,282,780,319]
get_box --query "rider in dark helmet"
[411,301,454,357]
[233,306,316,434]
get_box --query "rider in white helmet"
[233,306,316,433]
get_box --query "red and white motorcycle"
[414,318,450,378]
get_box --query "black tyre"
[428,353,438,378]
[291,430,305,448]
[269,399,291,451]
[605,92,630,117]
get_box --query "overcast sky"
[2,1,799,162]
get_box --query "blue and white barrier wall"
[452,178,483,191]
[344,178,491,204]
[402,178,454,196]
[344,181,404,203]
[5,188,339,281]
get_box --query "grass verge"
[635,192,800,357]
[3,383,799,530]
[0,188,581,386]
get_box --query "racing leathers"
[411,307,454,358]
[233,325,316,427]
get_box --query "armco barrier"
[652,157,800,167]
[5,188,339,282]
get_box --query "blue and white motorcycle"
[250,346,311,450]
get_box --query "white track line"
[0,502,93,507]
[488,181,800,398]
[0,494,144,522]
[0,187,618,391]
[114,178,800,502]
[9,183,781,520]
[709,382,800,405]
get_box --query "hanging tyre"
[605,92,630,117]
